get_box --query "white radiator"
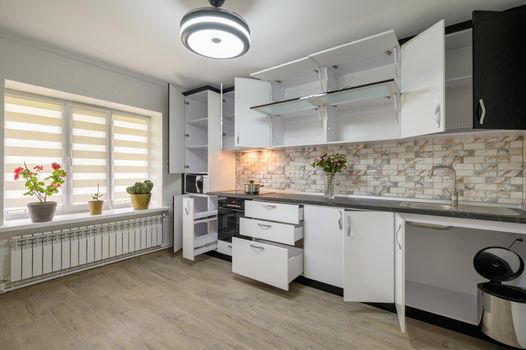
[9,214,165,286]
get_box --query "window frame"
[4,89,151,220]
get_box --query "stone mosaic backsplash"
[235,133,525,206]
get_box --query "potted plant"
[13,162,67,222]
[89,184,104,215]
[126,180,154,210]
[311,153,348,199]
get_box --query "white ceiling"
[0,0,523,90]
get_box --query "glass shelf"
[251,80,398,117]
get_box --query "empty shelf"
[194,232,218,249]
[251,80,398,117]
[406,280,480,325]
[186,117,208,127]
[186,144,208,150]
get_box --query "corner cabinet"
[233,20,446,148]
[168,85,235,191]
[343,210,406,332]
[473,5,526,130]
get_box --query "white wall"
[0,30,181,245]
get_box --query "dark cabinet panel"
[473,6,526,129]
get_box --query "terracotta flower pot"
[27,201,57,222]
[130,194,151,210]
[89,200,104,215]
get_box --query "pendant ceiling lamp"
[180,0,251,59]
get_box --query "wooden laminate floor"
[0,250,501,350]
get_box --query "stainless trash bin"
[474,244,526,349]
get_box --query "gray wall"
[0,30,180,243]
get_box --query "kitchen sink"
[399,202,521,216]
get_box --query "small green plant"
[126,180,154,195]
[91,184,103,201]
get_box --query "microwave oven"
[183,174,209,194]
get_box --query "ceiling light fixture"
[180,0,251,59]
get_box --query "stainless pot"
[244,181,264,194]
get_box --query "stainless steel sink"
[399,202,521,216]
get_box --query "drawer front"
[217,240,232,256]
[240,218,303,245]
[245,201,303,224]
[232,238,303,291]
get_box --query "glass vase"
[324,173,335,199]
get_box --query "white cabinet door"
[304,205,344,288]
[394,214,406,333]
[401,20,445,138]
[173,195,183,253]
[208,90,235,191]
[234,77,271,147]
[168,84,186,173]
[182,197,196,260]
[344,211,394,302]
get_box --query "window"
[3,91,151,219]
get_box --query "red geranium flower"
[51,162,61,170]
[33,165,44,171]
[13,166,23,180]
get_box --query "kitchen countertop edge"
[207,191,526,224]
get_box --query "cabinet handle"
[184,202,189,215]
[434,103,441,128]
[262,204,277,210]
[477,99,486,125]
[236,134,240,144]
[338,211,343,230]
[395,224,402,250]
[228,244,232,248]
[257,223,272,230]
[249,244,265,251]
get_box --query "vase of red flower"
[14,162,67,222]
[311,153,348,199]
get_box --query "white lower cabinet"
[303,205,344,288]
[232,238,303,291]
[343,210,406,332]
[175,194,219,261]
[217,240,232,256]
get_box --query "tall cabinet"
[168,85,235,191]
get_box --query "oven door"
[218,206,244,242]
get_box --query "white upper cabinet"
[168,85,186,173]
[400,20,445,138]
[234,77,272,148]
[233,19,451,148]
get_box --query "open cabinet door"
[234,77,271,147]
[208,89,235,191]
[395,214,406,333]
[182,197,196,260]
[168,84,186,173]
[401,20,445,138]
[344,211,394,302]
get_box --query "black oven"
[218,197,250,243]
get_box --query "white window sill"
[0,206,170,235]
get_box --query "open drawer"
[240,217,303,245]
[232,238,303,291]
[245,201,304,224]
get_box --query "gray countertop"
[207,191,526,224]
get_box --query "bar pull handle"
[262,205,277,210]
[257,223,272,230]
[477,99,486,125]
[434,103,441,128]
[338,211,343,230]
[249,244,265,251]
[395,224,402,250]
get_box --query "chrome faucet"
[429,164,459,208]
